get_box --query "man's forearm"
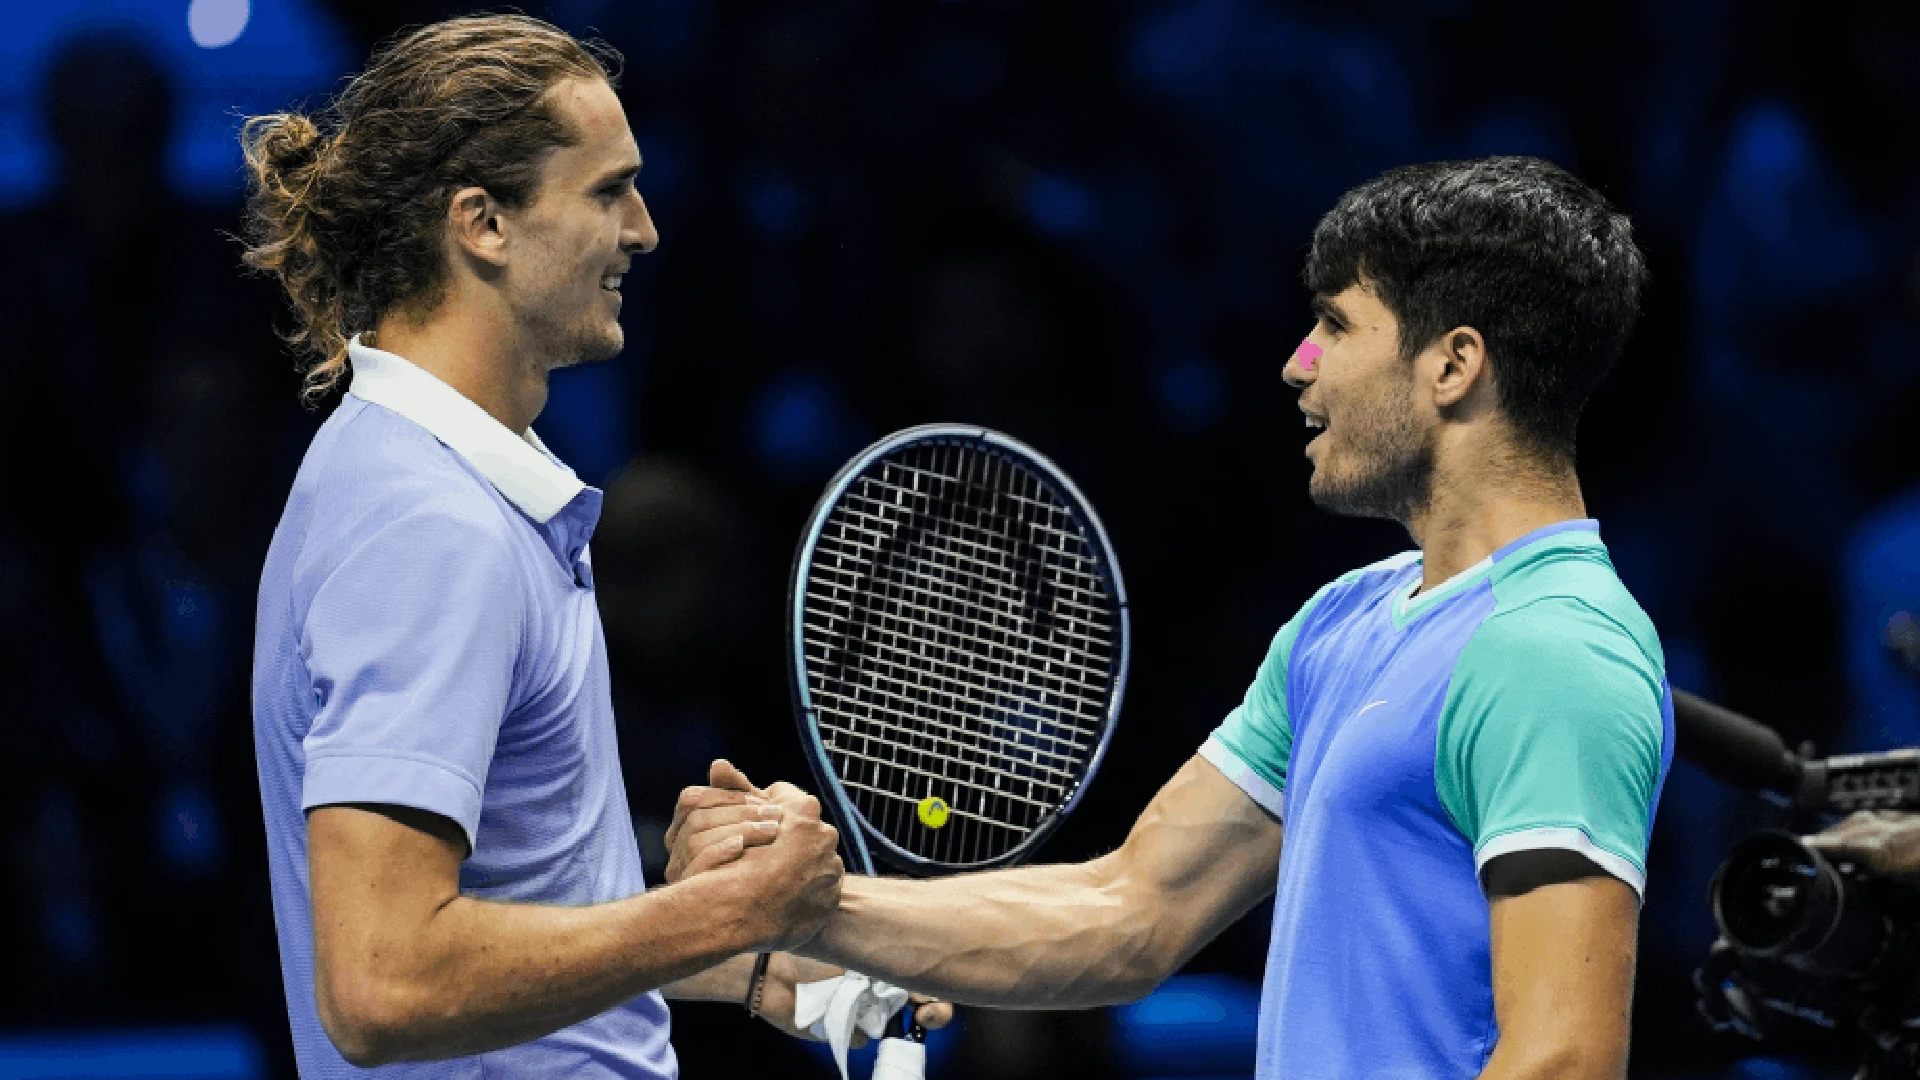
[324,873,756,1065]
[661,952,757,1002]
[801,856,1165,1009]
[796,758,1284,1010]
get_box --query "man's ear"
[1432,326,1490,410]
[447,185,509,269]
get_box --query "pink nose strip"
[1295,341,1323,371]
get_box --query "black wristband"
[743,952,772,1017]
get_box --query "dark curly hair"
[240,14,621,402]
[1305,156,1647,465]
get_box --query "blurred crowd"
[5,1,1920,1077]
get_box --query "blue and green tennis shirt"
[1198,519,1673,1080]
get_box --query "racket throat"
[885,1007,927,1043]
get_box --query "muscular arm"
[308,798,838,1067]
[800,755,1284,1009]
[1475,851,1639,1080]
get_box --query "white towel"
[792,971,912,1080]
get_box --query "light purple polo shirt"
[252,338,676,1078]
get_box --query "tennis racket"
[786,424,1130,1079]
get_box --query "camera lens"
[1718,839,1818,951]
[1711,830,1894,981]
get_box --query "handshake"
[663,759,952,1043]
[664,759,847,950]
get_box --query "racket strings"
[805,518,1116,697]
[817,504,1117,638]
[801,440,1120,866]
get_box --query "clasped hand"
[666,759,952,1037]
[665,759,844,952]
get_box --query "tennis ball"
[917,796,950,829]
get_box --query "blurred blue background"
[5,0,1920,1077]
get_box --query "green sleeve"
[1201,589,1325,818]
[1435,598,1667,896]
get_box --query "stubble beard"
[570,320,624,367]
[519,283,625,375]
[1307,386,1436,525]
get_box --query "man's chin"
[558,326,624,369]
[1308,472,1401,522]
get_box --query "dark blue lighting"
[43,899,101,970]
[1459,100,1575,167]
[155,784,223,873]
[1729,1057,1822,1080]
[1155,356,1228,433]
[1111,974,1259,1076]
[537,361,634,490]
[0,0,349,207]
[0,1027,264,1079]
[745,172,810,238]
[749,371,859,480]
[1025,172,1098,237]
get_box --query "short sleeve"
[1202,591,1324,821]
[1436,599,1668,898]
[299,509,527,853]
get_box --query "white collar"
[345,336,585,523]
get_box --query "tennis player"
[674,157,1672,1079]
[243,15,954,1077]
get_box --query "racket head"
[787,424,1129,877]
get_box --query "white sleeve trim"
[1475,826,1646,899]
[1199,735,1285,821]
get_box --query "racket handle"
[872,1038,926,1080]
[873,1007,927,1080]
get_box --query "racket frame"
[785,423,1130,878]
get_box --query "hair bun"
[242,112,329,195]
